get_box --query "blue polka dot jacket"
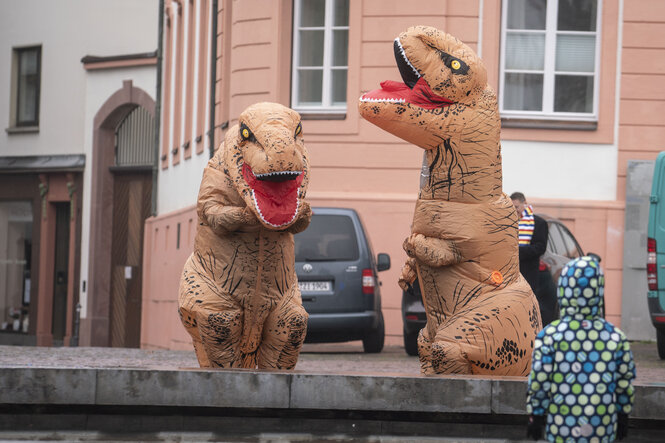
[526,256,635,443]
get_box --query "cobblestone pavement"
[0,340,662,383]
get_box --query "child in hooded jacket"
[526,256,635,442]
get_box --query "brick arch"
[84,80,155,347]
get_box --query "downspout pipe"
[209,0,218,159]
[152,0,165,216]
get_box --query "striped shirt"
[518,205,535,245]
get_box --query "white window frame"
[499,0,602,121]
[291,0,348,114]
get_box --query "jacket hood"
[557,256,604,320]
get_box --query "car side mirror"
[587,252,602,263]
[377,253,391,272]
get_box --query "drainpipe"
[209,0,218,159]
[70,303,80,347]
[152,0,165,216]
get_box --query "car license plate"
[299,281,332,292]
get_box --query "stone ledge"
[1,366,663,422]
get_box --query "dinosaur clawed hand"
[403,233,460,268]
[403,233,424,259]
[398,257,417,292]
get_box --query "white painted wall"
[157,144,210,215]
[156,0,212,216]
[502,140,618,201]
[0,0,158,156]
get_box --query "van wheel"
[657,329,665,360]
[403,328,419,356]
[363,312,384,353]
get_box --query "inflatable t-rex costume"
[178,102,311,369]
[359,26,541,375]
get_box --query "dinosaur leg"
[425,294,538,376]
[417,327,434,375]
[417,318,471,375]
[195,305,244,368]
[178,260,244,368]
[257,291,308,370]
[429,325,472,374]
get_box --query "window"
[557,223,583,258]
[500,0,600,121]
[12,46,41,127]
[114,106,156,167]
[0,201,33,334]
[294,215,359,261]
[546,222,566,256]
[291,0,349,114]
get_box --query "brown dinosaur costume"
[359,26,541,376]
[178,102,311,369]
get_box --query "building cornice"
[81,51,158,71]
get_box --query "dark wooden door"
[51,203,70,345]
[109,172,152,347]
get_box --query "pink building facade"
[142,0,665,350]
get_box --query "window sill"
[501,118,597,131]
[6,126,39,134]
[299,112,347,121]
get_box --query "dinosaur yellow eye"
[451,60,461,70]
[295,123,302,137]
[241,128,250,139]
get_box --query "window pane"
[332,30,348,66]
[297,69,323,105]
[0,201,33,334]
[504,73,543,111]
[554,75,594,113]
[559,225,582,258]
[548,224,566,256]
[505,32,545,70]
[558,0,597,32]
[332,69,347,105]
[334,0,349,26]
[300,0,325,27]
[507,0,546,30]
[295,215,359,261]
[556,35,596,72]
[19,50,38,75]
[298,30,324,66]
[17,49,39,125]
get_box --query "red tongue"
[242,164,303,227]
[362,78,454,110]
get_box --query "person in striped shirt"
[511,192,549,300]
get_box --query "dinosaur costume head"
[359,26,489,150]
[223,102,309,229]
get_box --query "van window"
[295,214,359,261]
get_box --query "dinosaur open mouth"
[360,38,454,110]
[242,163,303,228]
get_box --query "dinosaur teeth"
[255,170,302,182]
[394,37,421,81]
[359,97,406,103]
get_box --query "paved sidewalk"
[0,340,663,383]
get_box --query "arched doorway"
[109,106,154,347]
[86,80,155,347]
